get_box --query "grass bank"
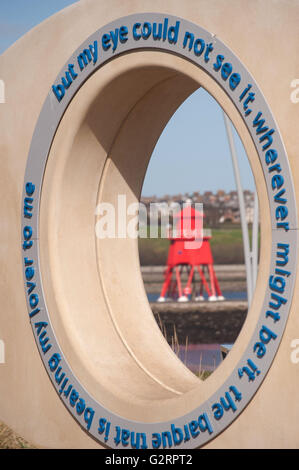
[0,422,34,449]
[139,226,257,265]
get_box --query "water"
[146,292,240,375]
[175,343,233,373]
[147,291,247,302]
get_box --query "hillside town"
[141,189,256,227]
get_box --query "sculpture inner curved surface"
[0,0,298,449]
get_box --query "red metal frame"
[158,206,224,302]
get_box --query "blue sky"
[0,0,255,197]
[0,0,79,54]
[143,87,255,197]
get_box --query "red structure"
[158,204,224,302]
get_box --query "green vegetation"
[195,370,213,381]
[0,422,34,449]
[139,225,259,265]
[139,236,169,266]
[209,227,244,265]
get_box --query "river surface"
[146,291,242,374]
[175,343,233,373]
[147,291,247,302]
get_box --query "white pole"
[252,191,259,290]
[222,112,253,304]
